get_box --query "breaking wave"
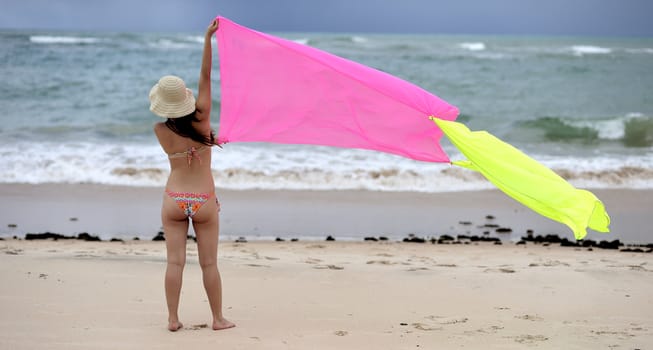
[570,45,612,56]
[30,35,100,44]
[520,114,653,147]
[459,42,486,51]
[0,140,651,192]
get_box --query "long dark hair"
[164,110,215,146]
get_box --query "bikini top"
[167,146,210,167]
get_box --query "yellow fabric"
[432,118,610,240]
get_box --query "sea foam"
[571,45,612,56]
[1,140,651,192]
[30,35,99,44]
[459,42,486,51]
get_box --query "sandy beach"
[0,238,651,349]
[0,184,652,348]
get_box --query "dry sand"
[0,239,651,349]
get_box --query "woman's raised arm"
[195,18,219,121]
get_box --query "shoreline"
[0,183,652,244]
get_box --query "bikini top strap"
[167,145,210,166]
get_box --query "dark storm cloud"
[1,0,652,36]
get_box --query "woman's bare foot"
[212,317,235,330]
[168,320,183,332]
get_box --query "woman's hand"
[206,19,219,38]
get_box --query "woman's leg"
[192,198,235,330]
[162,195,190,332]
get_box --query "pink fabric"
[216,17,459,162]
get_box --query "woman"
[149,18,234,332]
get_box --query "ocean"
[1,29,652,193]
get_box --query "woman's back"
[154,122,214,193]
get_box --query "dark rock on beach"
[560,238,579,247]
[24,232,101,241]
[326,235,336,241]
[110,238,124,242]
[235,237,248,243]
[275,237,285,242]
[152,231,165,241]
[580,239,597,248]
[495,227,512,233]
[77,232,101,242]
[597,240,622,250]
[403,235,426,243]
[25,232,72,241]
[620,247,651,253]
[470,236,500,243]
[364,236,378,241]
[521,236,625,250]
[522,234,562,244]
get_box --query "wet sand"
[0,184,650,243]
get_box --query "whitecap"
[352,36,368,44]
[151,39,193,50]
[184,35,205,44]
[571,45,612,56]
[292,38,309,45]
[30,35,99,44]
[459,42,486,51]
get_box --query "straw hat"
[149,75,196,118]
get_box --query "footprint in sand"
[515,314,544,321]
[529,260,571,267]
[465,325,504,335]
[435,263,457,268]
[412,323,442,331]
[314,264,344,270]
[366,260,396,265]
[244,263,271,268]
[189,324,208,330]
[334,330,348,336]
[304,258,322,264]
[509,334,548,344]
[406,267,429,272]
[426,316,469,325]
[484,267,516,273]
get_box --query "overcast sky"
[1,0,652,36]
